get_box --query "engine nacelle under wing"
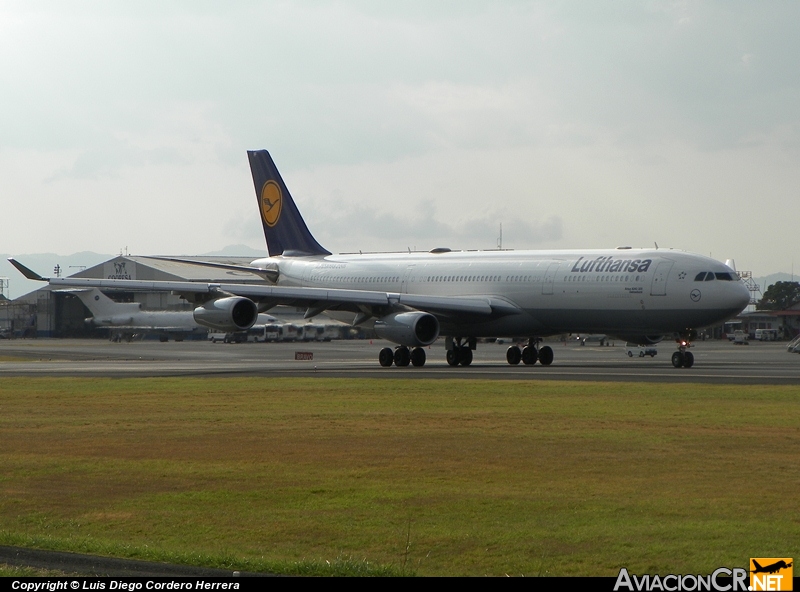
[193,297,258,332]
[373,311,439,347]
[612,334,664,346]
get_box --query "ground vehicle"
[577,334,607,346]
[625,343,657,358]
[755,329,778,341]
[209,331,247,343]
[733,330,749,345]
[787,335,800,353]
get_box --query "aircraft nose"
[732,281,751,311]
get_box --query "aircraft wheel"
[379,347,394,367]
[506,346,521,365]
[538,346,554,366]
[683,351,694,368]
[394,346,410,367]
[522,346,538,365]
[410,347,426,367]
[159,335,169,343]
[446,348,460,366]
[459,346,472,366]
[671,351,685,368]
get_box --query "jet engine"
[193,297,258,332]
[373,311,439,347]
[613,334,664,345]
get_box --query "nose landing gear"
[671,334,695,368]
[671,350,694,368]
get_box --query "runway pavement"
[1,337,798,384]
[0,545,265,577]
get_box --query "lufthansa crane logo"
[690,289,701,302]
[260,181,282,227]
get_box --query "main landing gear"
[379,345,427,367]
[671,334,695,368]
[506,338,554,366]
[446,337,474,367]
[376,336,557,368]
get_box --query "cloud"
[1,1,799,276]
[302,199,563,253]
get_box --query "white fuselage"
[253,247,750,340]
[73,287,275,333]
[91,310,200,330]
[92,310,279,331]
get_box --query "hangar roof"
[72,256,266,284]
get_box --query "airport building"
[738,307,800,339]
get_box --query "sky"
[2,1,799,294]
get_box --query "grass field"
[1,377,798,576]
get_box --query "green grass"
[0,377,798,576]
[0,563,69,577]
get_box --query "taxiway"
[1,338,797,384]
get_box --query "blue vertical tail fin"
[247,150,330,257]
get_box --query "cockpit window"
[695,271,737,281]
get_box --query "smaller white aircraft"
[63,288,207,342]
[71,288,283,342]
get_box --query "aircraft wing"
[47,277,520,319]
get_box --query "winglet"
[7,258,48,281]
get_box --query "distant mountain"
[752,273,798,296]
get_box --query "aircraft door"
[542,263,561,295]
[401,265,415,294]
[650,261,674,296]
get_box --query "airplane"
[60,287,207,341]
[751,559,792,574]
[11,150,751,368]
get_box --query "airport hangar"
[7,255,267,338]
